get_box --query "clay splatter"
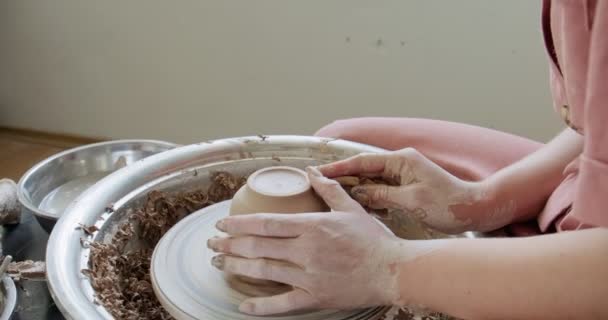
[78,224,99,236]
[380,306,457,320]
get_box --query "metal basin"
[45,136,480,320]
[0,276,17,320]
[17,140,177,233]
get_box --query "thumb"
[306,167,366,214]
[351,184,412,210]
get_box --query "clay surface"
[230,166,327,216]
[228,166,328,290]
[248,166,309,196]
[334,176,447,240]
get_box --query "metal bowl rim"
[46,135,389,320]
[17,139,178,221]
[0,276,17,320]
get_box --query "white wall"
[0,1,562,145]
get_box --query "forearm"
[480,128,582,223]
[394,228,608,319]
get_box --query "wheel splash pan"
[46,135,477,319]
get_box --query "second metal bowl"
[0,276,17,320]
[17,139,178,233]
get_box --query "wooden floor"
[0,127,102,181]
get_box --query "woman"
[207,1,608,318]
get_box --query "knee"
[314,117,370,141]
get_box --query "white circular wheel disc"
[151,200,388,320]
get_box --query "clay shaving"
[7,260,46,281]
[83,171,454,320]
[380,306,456,320]
[83,172,246,320]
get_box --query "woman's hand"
[319,148,492,233]
[207,167,405,315]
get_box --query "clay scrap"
[83,172,245,320]
[380,306,457,320]
[7,260,46,281]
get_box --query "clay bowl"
[230,166,327,216]
[228,166,328,290]
[46,136,484,320]
[17,139,177,232]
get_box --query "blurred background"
[1,1,561,146]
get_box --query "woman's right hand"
[318,148,500,233]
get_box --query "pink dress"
[315,0,608,234]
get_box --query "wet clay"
[334,176,440,240]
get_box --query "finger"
[207,236,299,263]
[216,213,313,237]
[317,152,388,178]
[351,184,421,210]
[306,167,366,214]
[239,288,317,315]
[212,255,306,288]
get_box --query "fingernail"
[351,187,370,205]
[211,255,225,270]
[216,219,227,232]
[239,302,255,314]
[306,166,322,177]
[207,237,220,252]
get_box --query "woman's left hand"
[207,167,405,316]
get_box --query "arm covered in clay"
[395,228,608,319]
[320,128,582,233]
[317,118,581,230]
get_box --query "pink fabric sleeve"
[566,2,608,229]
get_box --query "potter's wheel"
[151,200,388,320]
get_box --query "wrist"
[379,238,408,306]
[470,178,516,232]
[384,238,448,307]
[450,180,500,232]
[472,178,500,212]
